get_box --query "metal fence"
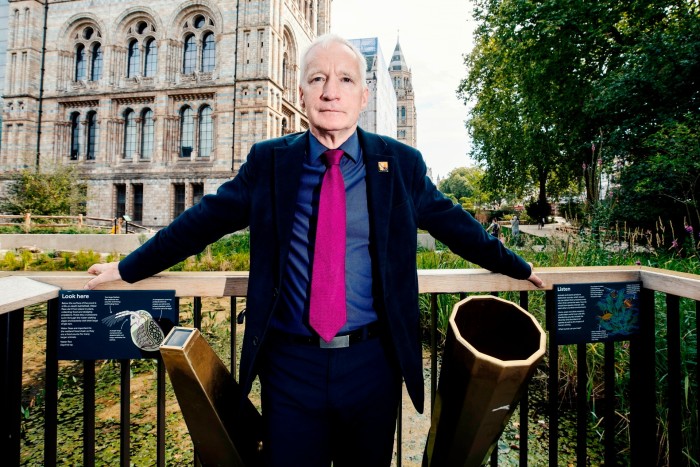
[1,266,698,466]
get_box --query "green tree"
[459,0,620,215]
[0,165,87,215]
[460,0,700,235]
[613,114,700,234]
[438,167,491,209]
[591,2,700,237]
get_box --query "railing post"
[696,300,700,466]
[230,297,238,377]
[193,296,203,467]
[0,307,24,466]
[603,342,616,467]
[518,290,530,467]
[83,360,96,467]
[156,356,166,467]
[120,359,131,467]
[576,343,588,466]
[666,294,681,466]
[545,290,559,467]
[629,288,656,465]
[430,293,438,409]
[44,298,59,466]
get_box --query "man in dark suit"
[87,34,543,466]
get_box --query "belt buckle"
[319,335,350,349]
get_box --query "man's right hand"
[85,262,122,289]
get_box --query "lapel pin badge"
[378,161,389,172]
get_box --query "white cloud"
[331,0,477,178]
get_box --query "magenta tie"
[309,149,347,342]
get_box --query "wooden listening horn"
[160,327,262,466]
[423,295,546,467]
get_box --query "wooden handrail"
[2,266,698,300]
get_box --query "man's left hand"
[527,264,545,288]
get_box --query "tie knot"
[323,149,344,167]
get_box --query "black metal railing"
[1,267,698,466]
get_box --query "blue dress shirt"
[271,130,378,335]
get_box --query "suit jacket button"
[272,288,279,298]
[252,336,259,346]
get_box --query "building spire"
[390,37,408,71]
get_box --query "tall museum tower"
[389,38,416,148]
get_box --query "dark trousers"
[258,335,401,467]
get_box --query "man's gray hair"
[299,34,368,89]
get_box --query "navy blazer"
[119,127,532,413]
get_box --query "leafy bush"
[0,165,87,216]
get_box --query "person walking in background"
[85,34,544,467]
[487,218,501,239]
[511,215,520,244]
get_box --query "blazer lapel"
[360,129,394,274]
[273,132,307,276]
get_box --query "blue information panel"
[57,290,178,360]
[554,281,642,345]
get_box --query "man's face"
[299,41,368,143]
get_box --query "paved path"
[518,217,574,238]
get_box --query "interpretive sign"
[554,281,642,345]
[57,290,178,360]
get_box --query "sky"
[331,0,477,179]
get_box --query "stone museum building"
[0,0,416,228]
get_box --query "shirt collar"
[308,131,360,165]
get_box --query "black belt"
[268,322,383,349]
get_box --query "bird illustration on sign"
[595,287,639,337]
[102,309,165,352]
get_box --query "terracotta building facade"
[1,0,329,227]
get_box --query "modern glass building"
[349,37,397,139]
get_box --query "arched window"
[183,34,197,74]
[140,108,154,159]
[123,109,137,159]
[198,106,213,157]
[201,32,215,72]
[70,112,81,160]
[127,39,140,78]
[282,54,288,88]
[91,43,103,81]
[72,25,102,83]
[281,30,297,101]
[124,19,158,80]
[401,106,406,121]
[144,38,157,77]
[181,13,216,75]
[180,106,194,157]
[86,111,98,160]
[75,44,86,81]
